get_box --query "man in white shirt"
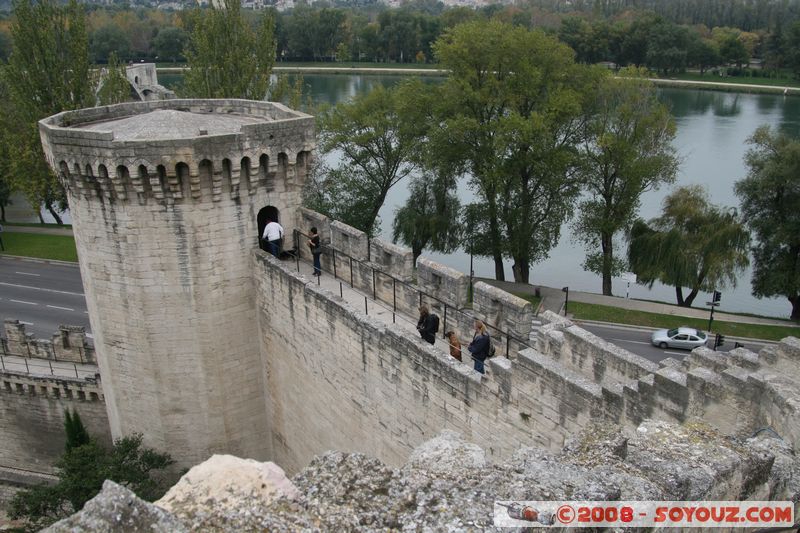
[262,219,284,258]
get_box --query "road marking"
[47,305,74,311]
[15,271,41,277]
[611,338,650,345]
[10,299,38,305]
[19,321,34,326]
[0,282,83,297]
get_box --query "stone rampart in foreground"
[43,423,800,531]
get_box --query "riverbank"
[157,66,800,94]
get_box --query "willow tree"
[736,126,800,321]
[184,0,276,99]
[428,20,596,282]
[574,69,678,296]
[628,185,750,307]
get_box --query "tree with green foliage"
[427,20,595,283]
[393,170,461,265]
[1,0,129,226]
[2,0,92,225]
[10,417,173,531]
[90,24,131,63]
[308,84,419,236]
[736,126,800,321]
[574,69,678,296]
[96,53,132,106]
[63,409,91,451]
[628,185,750,307]
[152,26,188,63]
[183,0,276,99]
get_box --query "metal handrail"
[293,228,536,360]
[0,352,96,380]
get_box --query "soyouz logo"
[493,501,795,528]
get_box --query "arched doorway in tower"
[257,205,280,252]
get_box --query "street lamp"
[562,286,569,316]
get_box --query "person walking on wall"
[445,331,462,362]
[416,305,439,345]
[262,218,284,258]
[467,319,490,374]
[308,226,322,276]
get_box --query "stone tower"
[39,99,315,466]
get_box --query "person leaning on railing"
[467,319,491,374]
[307,226,322,276]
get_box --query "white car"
[651,327,708,350]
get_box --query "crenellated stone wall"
[257,212,800,473]
[0,372,110,474]
[3,320,95,364]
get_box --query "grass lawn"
[3,222,72,229]
[0,232,77,262]
[570,301,800,342]
[513,292,542,311]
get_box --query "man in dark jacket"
[416,305,438,345]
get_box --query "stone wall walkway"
[289,255,482,373]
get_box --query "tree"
[90,24,131,63]
[152,26,188,63]
[1,0,94,225]
[628,186,750,307]
[183,0,276,99]
[63,409,90,451]
[574,69,678,296]
[687,36,721,74]
[393,170,461,265]
[96,53,132,106]
[9,419,173,531]
[427,20,594,283]
[736,126,800,321]
[308,84,419,236]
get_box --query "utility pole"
[562,286,569,316]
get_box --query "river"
[295,74,800,320]
[30,73,800,319]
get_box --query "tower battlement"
[39,99,314,206]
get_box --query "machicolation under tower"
[38,100,315,468]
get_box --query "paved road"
[0,256,91,339]
[578,322,771,365]
[0,255,774,364]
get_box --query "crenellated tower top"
[39,99,315,206]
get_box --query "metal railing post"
[24,358,29,373]
[506,334,510,357]
[339,282,343,298]
[364,296,368,315]
[294,230,300,272]
[332,249,337,279]
[74,364,79,379]
[443,305,448,339]
[49,360,54,375]
[393,279,397,314]
[372,268,377,300]
[1,355,5,371]
[350,257,354,286]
